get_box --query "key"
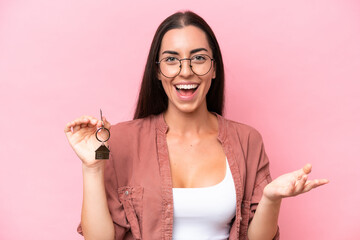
[95,109,110,160]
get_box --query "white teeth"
[175,84,199,90]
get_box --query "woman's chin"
[168,101,208,115]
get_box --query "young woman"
[65,11,328,240]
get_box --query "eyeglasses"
[156,54,214,78]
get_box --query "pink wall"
[1,0,359,239]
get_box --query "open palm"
[263,164,329,201]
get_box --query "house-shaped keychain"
[95,144,110,159]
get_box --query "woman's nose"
[179,59,193,77]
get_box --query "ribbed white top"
[172,158,236,240]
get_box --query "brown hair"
[133,11,225,119]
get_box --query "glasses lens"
[190,54,212,76]
[159,57,181,78]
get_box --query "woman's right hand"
[64,115,111,168]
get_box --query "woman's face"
[158,25,216,114]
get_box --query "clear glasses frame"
[156,54,215,78]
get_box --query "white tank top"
[172,158,236,240]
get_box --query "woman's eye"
[192,55,206,62]
[165,57,177,62]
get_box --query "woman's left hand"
[263,164,329,202]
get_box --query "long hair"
[133,11,225,119]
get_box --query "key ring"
[95,127,110,142]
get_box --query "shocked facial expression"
[157,25,216,114]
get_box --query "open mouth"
[175,84,199,96]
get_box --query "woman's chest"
[166,135,227,188]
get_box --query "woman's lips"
[174,85,199,101]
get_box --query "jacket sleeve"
[244,129,280,239]
[77,153,129,239]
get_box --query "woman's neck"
[163,105,218,137]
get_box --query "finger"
[303,179,329,192]
[64,122,74,135]
[89,118,98,126]
[295,174,308,193]
[75,117,93,130]
[303,180,318,193]
[294,169,305,180]
[78,115,102,128]
[94,116,109,129]
[72,120,81,133]
[293,164,312,180]
[96,120,103,129]
[68,115,104,136]
[80,116,91,124]
[103,116,111,129]
[81,116,99,127]
[79,118,90,128]
[303,164,312,174]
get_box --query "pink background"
[1,0,359,239]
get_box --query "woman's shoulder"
[218,115,264,143]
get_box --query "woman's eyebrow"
[162,50,179,55]
[190,48,208,54]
